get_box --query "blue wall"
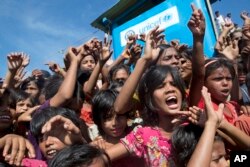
[111,0,216,59]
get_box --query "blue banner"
[111,0,216,59]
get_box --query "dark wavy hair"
[30,107,90,143]
[92,89,127,136]
[171,123,223,167]
[205,57,235,80]
[138,65,187,126]
[48,144,111,167]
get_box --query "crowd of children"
[1,3,250,167]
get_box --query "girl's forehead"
[83,55,95,60]
[27,81,38,86]
[164,73,174,80]
[210,67,231,75]
[17,98,32,103]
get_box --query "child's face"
[152,74,182,115]
[24,81,39,98]
[112,69,129,83]
[0,106,13,131]
[38,125,78,160]
[39,133,67,160]
[157,47,180,68]
[101,113,127,139]
[210,141,228,167]
[180,57,192,81]
[80,55,96,71]
[16,98,33,117]
[205,67,232,103]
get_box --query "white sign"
[120,6,179,46]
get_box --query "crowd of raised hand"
[1,4,250,167]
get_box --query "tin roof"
[91,0,164,33]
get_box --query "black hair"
[48,144,111,167]
[20,76,45,93]
[180,46,193,61]
[8,89,36,109]
[171,124,203,167]
[205,58,236,81]
[138,65,187,126]
[108,80,125,91]
[41,73,85,111]
[30,107,90,142]
[156,44,179,63]
[41,74,63,100]
[92,89,126,135]
[171,123,223,167]
[108,64,130,83]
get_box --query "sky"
[0,0,249,78]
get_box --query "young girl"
[91,89,145,167]
[20,76,45,100]
[172,86,250,167]
[108,65,189,166]
[186,4,250,135]
[30,107,86,161]
[172,87,229,167]
[9,89,39,136]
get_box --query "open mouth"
[46,149,57,159]
[221,89,230,95]
[165,96,178,109]
[0,115,11,122]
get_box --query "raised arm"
[188,4,206,107]
[50,47,83,107]
[187,86,224,167]
[1,53,25,95]
[218,119,250,149]
[114,26,164,114]
[83,38,112,96]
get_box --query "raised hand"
[202,86,224,128]
[188,4,205,37]
[17,105,40,123]
[126,34,138,49]
[7,53,23,72]
[144,25,165,61]
[188,106,205,125]
[215,37,239,60]
[0,134,35,166]
[64,47,84,64]
[242,25,250,39]
[99,37,113,65]
[241,11,250,26]
[41,115,85,145]
[45,62,62,73]
[14,67,27,88]
[21,53,30,67]
[221,23,234,32]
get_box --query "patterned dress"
[120,126,172,167]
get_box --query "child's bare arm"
[1,53,24,93]
[42,115,85,144]
[188,4,206,107]
[114,26,164,114]
[50,47,83,107]
[83,38,113,96]
[188,86,224,167]
[106,143,130,162]
[219,119,250,149]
